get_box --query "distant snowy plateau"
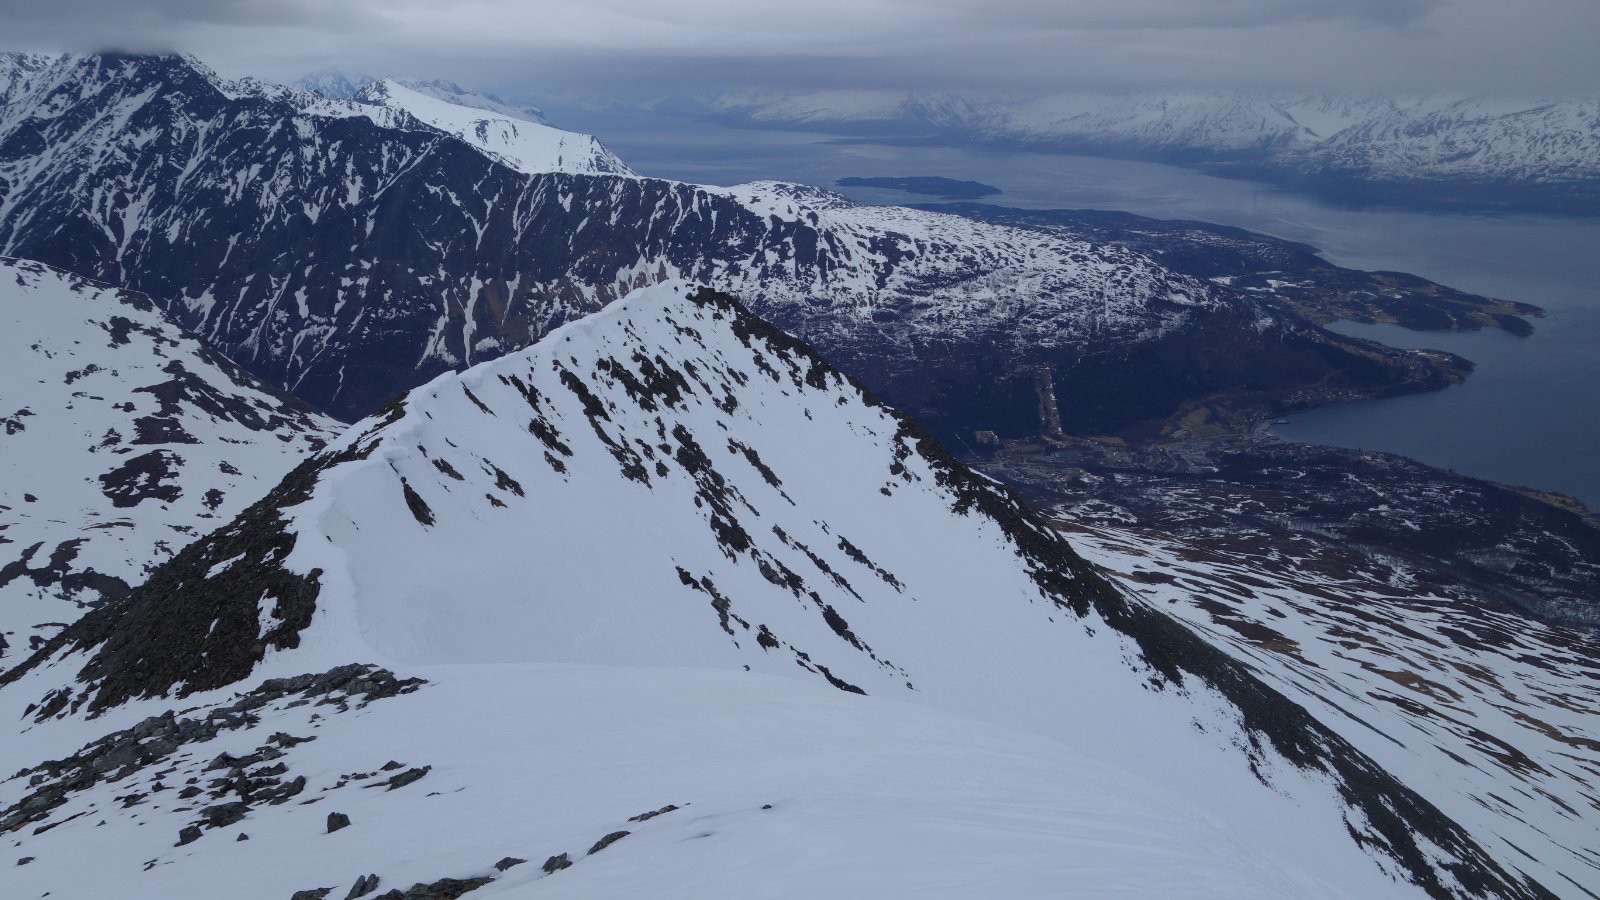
[0,51,1595,900]
[704,90,1600,208]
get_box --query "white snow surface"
[2,664,1365,900]
[0,282,1469,897]
[0,258,341,661]
[356,79,634,177]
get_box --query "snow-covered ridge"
[2,283,1548,899]
[0,257,341,662]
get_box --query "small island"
[836,176,1001,200]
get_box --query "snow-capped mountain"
[0,258,341,663]
[298,69,614,171]
[372,78,552,126]
[355,78,633,177]
[0,52,1468,442]
[291,67,373,101]
[0,284,1546,899]
[296,69,553,124]
[708,89,1600,203]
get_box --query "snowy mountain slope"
[355,79,633,176]
[0,258,341,663]
[1,284,1551,899]
[0,50,55,104]
[1058,515,1600,897]
[0,664,1391,900]
[0,53,1464,442]
[974,434,1600,894]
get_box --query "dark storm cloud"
[1,0,1596,96]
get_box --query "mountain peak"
[292,66,375,100]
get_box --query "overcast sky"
[3,0,1597,99]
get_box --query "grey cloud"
[0,0,1594,97]
[907,0,1446,30]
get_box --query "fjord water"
[557,108,1600,508]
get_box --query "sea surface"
[553,108,1600,508]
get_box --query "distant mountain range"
[294,71,1600,211]
[699,90,1600,211]
[1,53,1519,440]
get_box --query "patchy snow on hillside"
[0,258,341,661]
[1061,515,1600,897]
